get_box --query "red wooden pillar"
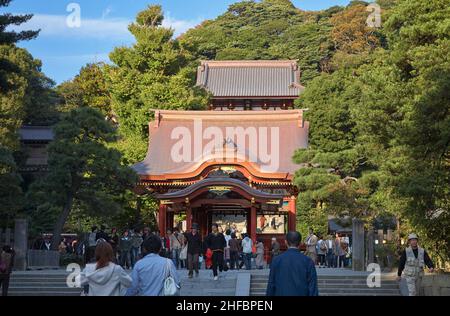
[288,195,297,232]
[158,204,167,238]
[250,204,257,242]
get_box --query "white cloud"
[11,14,133,41]
[9,12,202,40]
[163,13,203,37]
[101,6,113,20]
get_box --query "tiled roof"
[19,126,54,142]
[196,60,304,98]
[132,110,309,177]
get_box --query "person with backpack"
[86,226,98,263]
[0,245,15,296]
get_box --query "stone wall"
[421,274,450,296]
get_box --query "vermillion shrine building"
[133,60,309,253]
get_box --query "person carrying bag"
[164,259,180,296]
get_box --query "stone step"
[8,286,82,292]
[250,290,401,296]
[250,274,400,297]
[250,283,399,290]
[9,282,67,288]
[251,275,394,280]
[8,291,81,296]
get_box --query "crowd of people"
[30,225,352,272]
[77,227,320,296]
[304,229,351,268]
[1,224,434,297]
[68,223,282,274]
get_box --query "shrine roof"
[132,110,308,179]
[196,60,304,98]
[19,126,54,142]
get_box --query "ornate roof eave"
[155,177,284,202]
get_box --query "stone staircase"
[9,269,401,296]
[180,277,237,296]
[8,271,82,296]
[250,273,401,296]
[8,269,237,296]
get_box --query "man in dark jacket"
[205,223,227,280]
[266,231,318,296]
[184,223,203,278]
[96,225,110,242]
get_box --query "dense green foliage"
[295,0,449,264]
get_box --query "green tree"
[0,0,39,90]
[107,5,208,163]
[57,63,112,117]
[0,0,42,226]
[28,107,137,249]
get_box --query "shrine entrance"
[156,176,293,243]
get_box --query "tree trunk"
[50,191,73,251]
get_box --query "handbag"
[163,259,179,296]
[179,245,188,260]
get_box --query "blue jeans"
[326,250,334,267]
[172,248,180,269]
[243,253,252,270]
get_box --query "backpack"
[88,232,97,247]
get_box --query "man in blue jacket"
[266,231,318,296]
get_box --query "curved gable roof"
[132,110,309,179]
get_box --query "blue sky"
[3,0,351,84]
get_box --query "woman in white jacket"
[80,240,132,296]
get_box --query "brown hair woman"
[79,240,132,296]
